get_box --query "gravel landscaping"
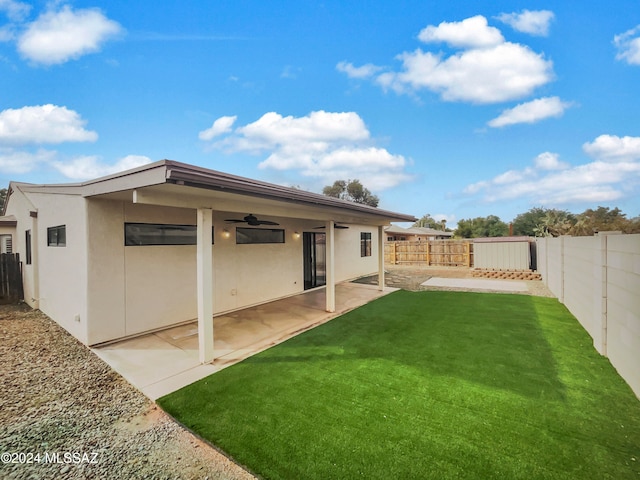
[0,305,256,480]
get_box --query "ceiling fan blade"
[257,220,280,225]
[225,219,245,223]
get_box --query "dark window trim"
[236,227,285,245]
[124,223,214,246]
[47,225,66,247]
[361,232,372,257]
[25,230,32,265]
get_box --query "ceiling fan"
[225,214,280,226]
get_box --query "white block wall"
[536,234,640,398]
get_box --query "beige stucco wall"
[334,225,379,281]
[85,199,381,345]
[5,188,89,343]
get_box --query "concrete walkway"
[93,282,396,400]
[421,277,528,292]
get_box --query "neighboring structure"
[0,215,16,253]
[473,236,535,271]
[2,160,415,363]
[385,225,453,241]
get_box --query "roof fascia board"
[164,161,415,223]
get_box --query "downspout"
[30,210,40,309]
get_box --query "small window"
[25,230,32,264]
[361,232,372,257]
[236,227,285,244]
[125,223,214,246]
[47,225,66,247]
[0,234,12,254]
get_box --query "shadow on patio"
[93,282,395,400]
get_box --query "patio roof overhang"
[15,159,416,225]
[14,160,415,365]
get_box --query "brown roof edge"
[163,160,416,223]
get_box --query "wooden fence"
[385,240,473,267]
[0,253,24,304]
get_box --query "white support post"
[197,208,214,364]
[326,220,336,313]
[378,225,385,291]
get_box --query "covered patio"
[93,281,397,400]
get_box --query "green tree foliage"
[455,215,509,238]
[532,209,576,237]
[513,206,640,237]
[571,206,637,235]
[512,207,548,236]
[413,214,438,228]
[322,179,379,207]
[0,188,6,213]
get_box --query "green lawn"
[158,291,640,480]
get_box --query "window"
[0,234,12,254]
[125,223,214,246]
[47,225,66,247]
[361,232,372,257]
[236,227,285,244]
[25,230,32,265]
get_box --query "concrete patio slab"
[93,282,396,400]
[421,277,528,292]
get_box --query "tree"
[568,206,636,235]
[322,179,379,207]
[454,215,509,238]
[0,188,6,213]
[413,214,438,229]
[512,207,548,236]
[532,209,575,237]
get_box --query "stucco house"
[1,160,415,363]
[385,224,453,241]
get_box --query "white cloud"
[418,15,504,48]
[614,25,640,65]
[488,96,571,127]
[0,104,98,145]
[198,116,237,141]
[339,15,554,104]
[377,41,553,103]
[496,10,555,36]
[17,5,123,65]
[0,147,55,174]
[583,134,640,162]
[534,152,569,170]
[51,154,152,180]
[463,136,640,207]
[336,61,382,79]
[0,0,31,22]
[203,111,412,190]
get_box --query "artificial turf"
[158,290,640,479]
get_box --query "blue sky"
[1,1,639,226]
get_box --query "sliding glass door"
[303,232,326,290]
